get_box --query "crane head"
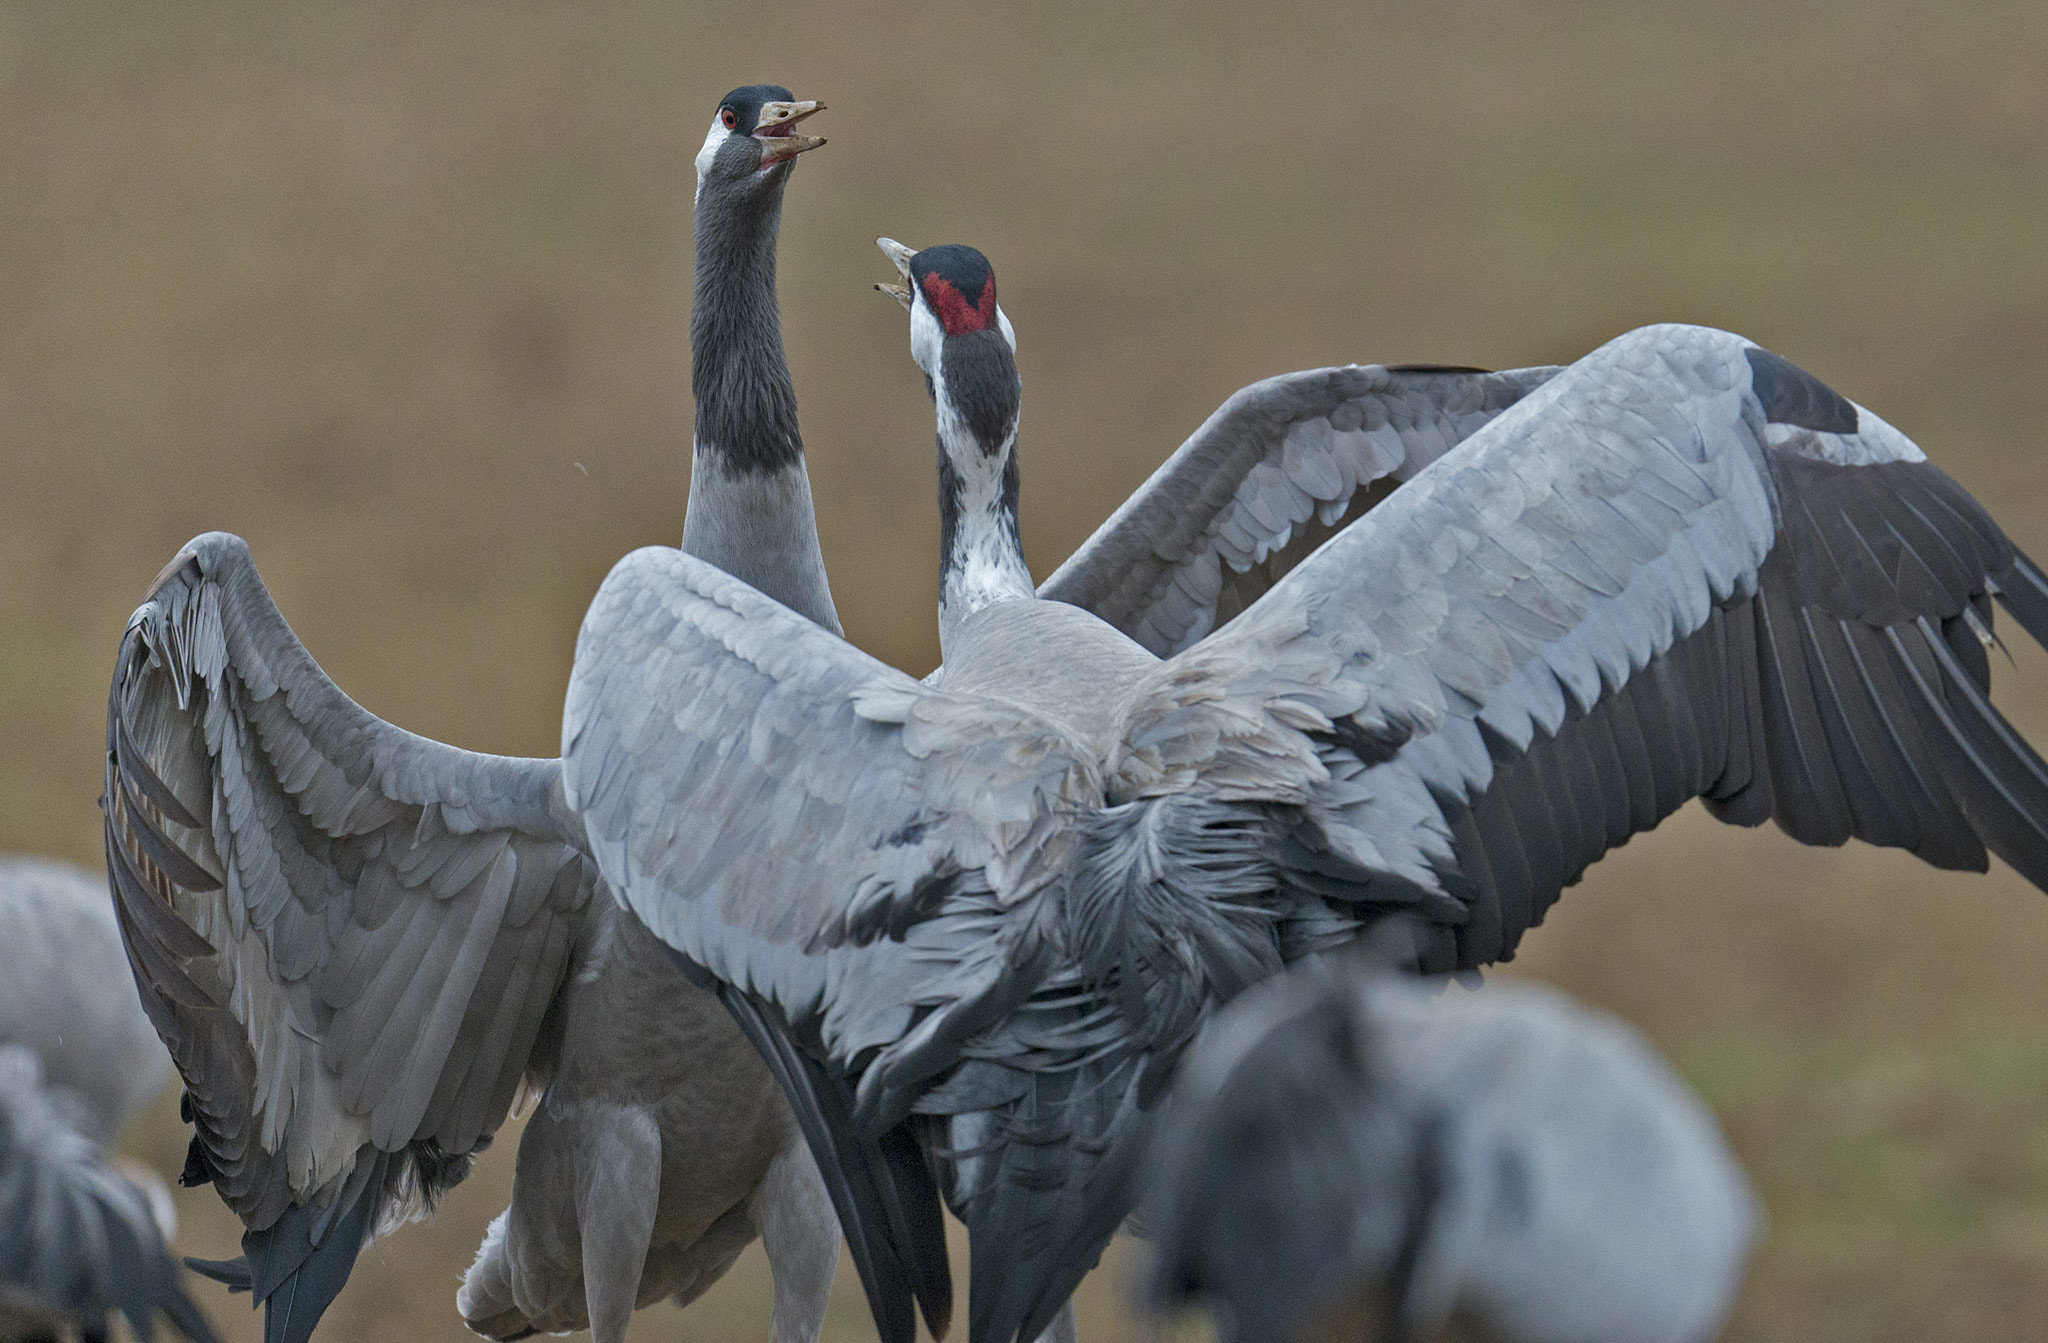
[694,84,824,201]
[874,238,1017,361]
[876,239,1021,467]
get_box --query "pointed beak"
[754,99,825,165]
[874,236,916,309]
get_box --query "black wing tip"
[1745,346,1859,435]
[1993,549,2048,648]
[184,1255,253,1293]
[711,984,949,1343]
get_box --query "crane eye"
[720,107,738,130]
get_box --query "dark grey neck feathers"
[691,171,801,476]
[680,150,842,634]
[941,328,1020,455]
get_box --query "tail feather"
[920,1007,1149,1343]
[187,1152,390,1343]
[715,982,952,1343]
[1993,550,2048,648]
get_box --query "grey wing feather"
[563,544,1095,1082]
[561,545,1103,1343]
[104,532,599,1230]
[1120,324,2048,971]
[0,1046,220,1343]
[1040,364,1561,655]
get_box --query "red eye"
[720,107,738,130]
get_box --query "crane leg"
[579,1106,663,1343]
[758,1138,841,1343]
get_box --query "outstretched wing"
[1040,363,1561,655]
[104,534,598,1276]
[1123,324,2048,972]
[562,544,1099,1343]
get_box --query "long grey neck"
[680,178,842,635]
[936,411,1034,660]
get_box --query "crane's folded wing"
[1041,363,1560,656]
[105,532,599,1230]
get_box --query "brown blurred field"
[5,1,2048,1339]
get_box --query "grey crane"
[0,1043,220,1343]
[1143,946,1758,1343]
[102,86,846,1343]
[0,856,173,1149]
[557,240,2048,1343]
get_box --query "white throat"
[932,359,1033,660]
[692,117,730,205]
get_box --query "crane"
[104,85,844,1343]
[558,240,2048,1343]
[1143,945,1757,1343]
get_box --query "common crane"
[1143,946,1757,1343]
[559,241,2048,1343]
[104,86,846,1343]
[0,1043,218,1343]
[0,856,173,1148]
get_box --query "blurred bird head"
[693,84,824,206]
[1142,956,1421,1343]
[875,238,1020,461]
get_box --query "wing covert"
[104,532,598,1228]
[1116,325,2048,971]
[562,545,1113,1343]
[1040,363,1561,656]
[562,544,1097,1072]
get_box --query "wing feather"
[1116,324,2048,971]
[1041,364,1562,655]
[561,544,1105,1341]
[104,532,598,1233]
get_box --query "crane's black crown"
[911,244,999,338]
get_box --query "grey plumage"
[103,86,843,1343]
[1143,954,1757,1343]
[1038,362,1562,656]
[0,856,172,1148]
[0,1044,219,1343]
[562,237,2048,1343]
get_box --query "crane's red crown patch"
[922,272,998,336]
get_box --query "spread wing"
[1121,323,2048,972]
[0,1046,220,1343]
[104,533,599,1274]
[1039,363,1561,655]
[562,544,1101,1343]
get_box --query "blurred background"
[3,1,2047,1339]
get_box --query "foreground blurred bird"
[1143,950,1757,1343]
[0,855,174,1148]
[0,1044,219,1343]
[561,239,2048,1343]
[103,86,844,1343]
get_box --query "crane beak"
[873,237,918,309]
[754,100,825,165]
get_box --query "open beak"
[754,99,825,165]
[873,236,917,309]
